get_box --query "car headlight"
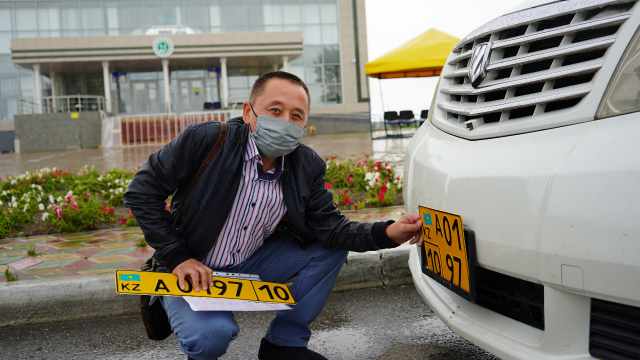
[597,26,640,119]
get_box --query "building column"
[102,61,112,113]
[162,58,172,113]
[50,72,58,112]
[282,55,289,71]
[33,64,42,113]
[220,57,229,109]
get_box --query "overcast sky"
[364,0,519,119]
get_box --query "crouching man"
[124,71,421,360]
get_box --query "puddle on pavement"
[312,308,351,330]
[311,328,375,359]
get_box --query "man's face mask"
[250,104,305,159]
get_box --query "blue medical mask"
[250,104,304,158]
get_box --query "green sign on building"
[153,37,175,58]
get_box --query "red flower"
[70,201,79,210]
[377,184,388,203]
[101,206,115,215]
[374,160,382,171]
[52,169,64,177]
[346,174,354,185]
[54,206,63,220]
[324,182,333,190]
[341,192,353,206]
[118,217,127,225]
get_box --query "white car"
[404,1,640,359]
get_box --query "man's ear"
[242,102,257,132]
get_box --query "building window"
[302,4,321,24]
[16,7,38,33]
[80,5,106,35]
[298,0,342,105]
[283,4,301,25]
[263,4,283,26]
[38,8,61,37]
[320,3,337,24]
[0,8,11,32]
[0,32,11,54]
[61,7,81,35]
[220,3,250,32]
[183,3,210,32]
[147,3,177,26]
[304,25,322,45]
[107,7,119,34]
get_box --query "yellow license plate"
[115,270,296,305]
[418,206,476,300]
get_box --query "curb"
[0,247,412,327]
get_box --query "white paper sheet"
[183,296,291,312]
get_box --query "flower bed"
[324,158,403,210]
[0,158,402,239]
[0,166,137,239]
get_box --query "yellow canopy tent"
[365,28,459,139]
[365,28,459,79]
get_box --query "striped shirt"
[204,135,287,268]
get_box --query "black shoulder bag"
[140,122,228,341]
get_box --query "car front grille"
[475,266,545,330]
[590,298,640,360]
[434,0,637,139]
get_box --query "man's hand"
[172,259,212,292]
[385,214,423,245]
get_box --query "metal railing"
[16,98,39,115]
[43,96,105,113]
[103,110,242,147]
[17,95,105,114]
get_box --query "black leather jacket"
[124,117,396,271]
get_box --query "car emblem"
[468,42,492,88]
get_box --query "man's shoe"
[258,338,327,360]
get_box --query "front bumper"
[409,246,595,360]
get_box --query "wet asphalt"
[0,285,497,360]
[0,133,411,177]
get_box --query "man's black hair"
[249,71,310,106]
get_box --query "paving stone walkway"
[0,206,404,283]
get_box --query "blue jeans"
[161,237,348,360]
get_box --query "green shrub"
[46,192,116,233]
[4,268,17,282]
[27,244,37,257]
